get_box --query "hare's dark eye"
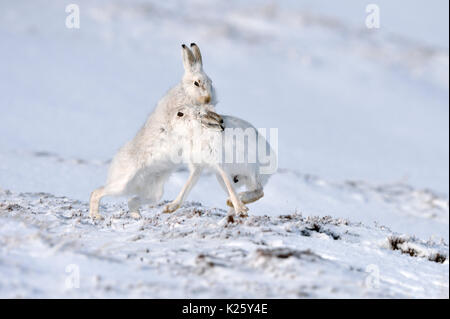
[177,112,184,117]
[194,81,199,87]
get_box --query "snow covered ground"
[0,0,448,298]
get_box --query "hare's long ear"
[190,43,202,68]
[181,44,195,72]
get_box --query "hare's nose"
[204,96,211,103]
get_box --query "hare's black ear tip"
[190,43,197,47]
[181,44,186,48]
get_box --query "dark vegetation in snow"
[388,236,447,263]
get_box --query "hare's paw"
[226,198,248,217]
[90,213,104,221]
[200,111,224,131]
[206,110,223,124]
[163,202,180,214]
[238,210,249,218]
[234,203,249,217]
[129,211,142,220]
[237,208,249,218]
[218,214,238,225]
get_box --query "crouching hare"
[164,104,277,220]
[89,43,218,220]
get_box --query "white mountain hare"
[89,43,220,220]
[164,104,276,220]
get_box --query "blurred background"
[0,0,448,239]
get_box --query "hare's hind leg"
[127,170,170,216]
[89,187,105,220]
[89,180,129,220]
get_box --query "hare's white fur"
[163,104,276,219]
[89,43,218,219]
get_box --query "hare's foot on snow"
[226,198,250,217]
[129,211,142,219]
[219,207,247,225]
[236,207,249,218]
[89,212,104,220]
[229,200,248,217]
[224,198,248,218]
[227,198,251,212]
[163,201,181,213]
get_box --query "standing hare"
[164,104,277,220]
[89,43,221,220]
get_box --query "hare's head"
[181,43,217,105]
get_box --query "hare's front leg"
[215,166,248,217]
[164,166,202,213]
